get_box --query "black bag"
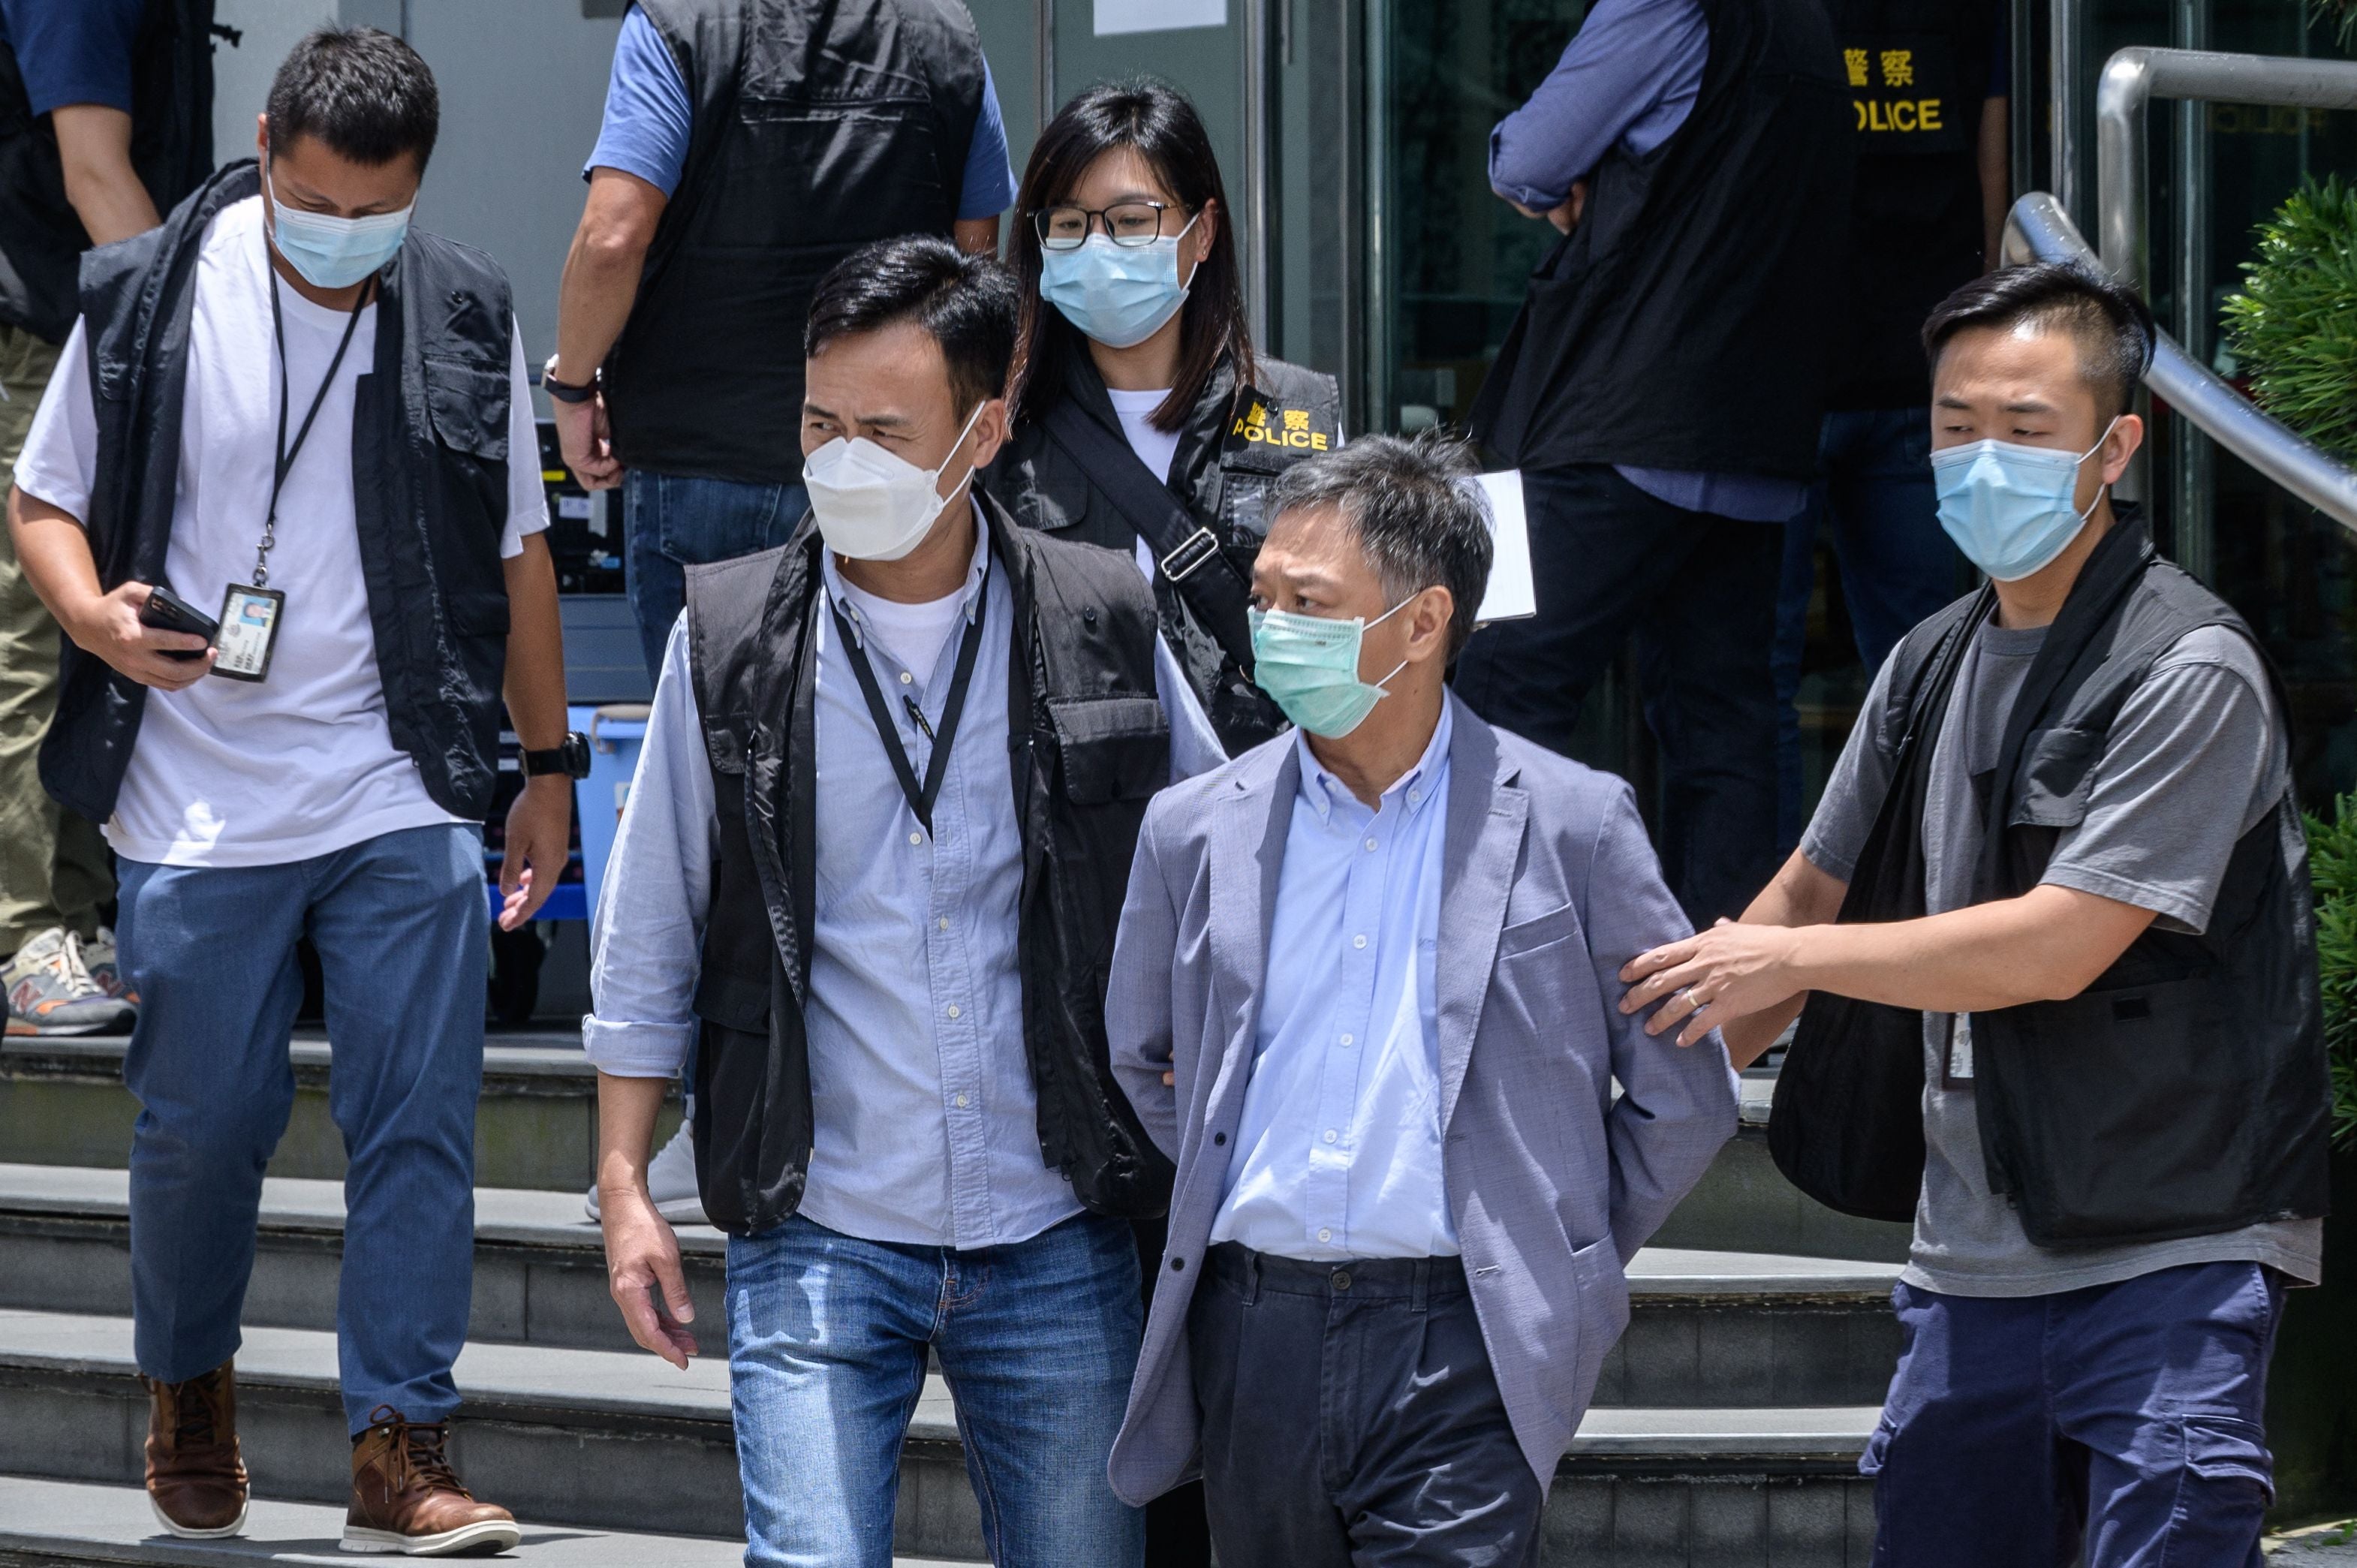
[1766,589,1985,1222]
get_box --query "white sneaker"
[583,1118,706,1225]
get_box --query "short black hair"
[805,236,1019,415]
[1269,435,1494,659]
[1922,262,2156,421]
[265,26,440,171]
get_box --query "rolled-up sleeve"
[582,612,715,1076]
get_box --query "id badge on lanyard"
[221,263,371,684]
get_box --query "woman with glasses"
[983,79,1341,756]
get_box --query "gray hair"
[1266,433,1494,658]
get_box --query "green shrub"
[2222,176,2357,462]
[2304,790,2357,1151]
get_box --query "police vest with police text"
[1828,0,2003,409]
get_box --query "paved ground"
[2271,1522,2357,1561]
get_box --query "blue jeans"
[115,825,486,1433]
[624,468,808,686]
[726,1211,1145,1568]
[1864,1263,2286,1566]
[1773,408,1964,845]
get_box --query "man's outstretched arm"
[1619,880,2157,1054]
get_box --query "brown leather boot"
[342,1406,520,1556]
[142,1360,248,1539]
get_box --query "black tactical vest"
[1770,513,2334,1246]
[1470,0,1854,480]
[1826,0,2002,408]
[0,0,215,344]
[983,351,1341,754]
[682,500,1176,1236]
[45,162,520,827]
[602,0,987,486]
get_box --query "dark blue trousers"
[1188,1244,1542,1568]
[1450,462,1782,925]
[1867,1262,2286,1568]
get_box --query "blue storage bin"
[576,701,650,927]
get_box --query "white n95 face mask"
[802,402,986,561]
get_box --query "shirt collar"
[820,495,993,641]
[1294,700,1453,823]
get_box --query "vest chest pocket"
[422,357,510,462]
[1048,697,1169,804]
[2009,726,2103,828]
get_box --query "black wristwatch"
[541,354,598,405]
[522,731,592,781]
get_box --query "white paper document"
[1095,0,1226,35]
[1473,470,1536,622]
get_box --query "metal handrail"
[2097,47,2357,295]
[2003,191,2357,535]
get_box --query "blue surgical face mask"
[265,161,412,290]
[1930,417,2121,582]
[1250,598,1410,739]
[1038,211,1201,350]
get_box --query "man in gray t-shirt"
[1617,262,2327,1566]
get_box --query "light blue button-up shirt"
[583,504,1224,1250]
[1209,703,1461,1262]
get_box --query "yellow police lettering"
[1892,100,1916,131]
[1843,47,1869,86]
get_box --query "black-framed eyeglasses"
[1032,200,1182,250]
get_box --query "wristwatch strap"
[542,355,598,405]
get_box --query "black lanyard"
[828,567,991,838]
[252,267,372,588]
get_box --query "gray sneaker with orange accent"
[83,925,139,1007]
[5,927,137,1037]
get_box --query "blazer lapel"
[1436,697,1526,1136]
[1206,742,1297,1085]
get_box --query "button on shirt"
[583,505,1224,1250]
[1210,706,1461,1262]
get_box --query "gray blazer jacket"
[1104,697,1739,1503]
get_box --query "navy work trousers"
[1451,462,1782,926]
[1867,1261,2286,1567]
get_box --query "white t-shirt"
[1106,385,1179,585]
[12,196,549,869]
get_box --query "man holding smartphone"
[5,28,567,1551]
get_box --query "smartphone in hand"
[138,584,220,660]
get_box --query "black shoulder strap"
[1038,398,1257,674]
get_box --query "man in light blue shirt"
[1106,437,1738,1566]
[1209,702,1457,1263]
[587,236,1220,1566]
[555,0,1019,1227]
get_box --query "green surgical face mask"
[1249,600,1410,739]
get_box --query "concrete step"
[0,1476,980,1566]
[0,1163,1904,1406]
[2,1041,1910,1261]
[0,1308,1880,1565]
[1645,1073,1912,1265]
[0,1032,671,1193]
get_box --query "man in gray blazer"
[1103,435,1741,1564]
